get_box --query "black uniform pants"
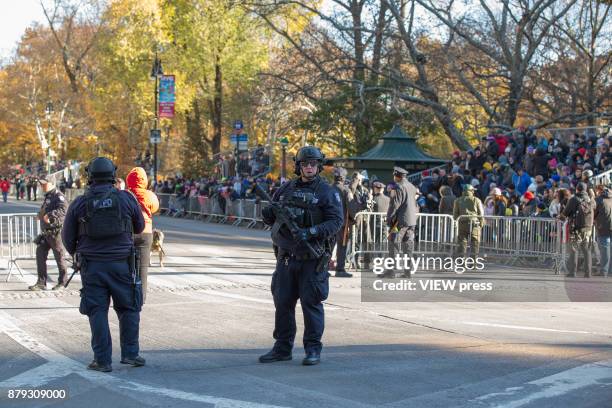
[271,256,329,355]
[79,260,142,366]
[36,234,68,285]
[335,229,348,272]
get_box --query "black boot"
[302,351,320,366]
[120,356,146,367]
[259,350,292,363]
[87,360,112,372]
[335,270,353,278]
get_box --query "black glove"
[297,227,318,242]
[261,205,275,225]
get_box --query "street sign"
[233,120,243,130]
[150,129,162,144]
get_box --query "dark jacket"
[594,192,612,236]
[39,188,67,231]
[61,183,145,261]
[532,149,550,177]
[562,191,595,230]
[438,186,455,215]
[265,176,343,256]
[333,180,351,227]
[387,178,419,227]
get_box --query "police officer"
[61,157,145,372]
[453,184,485,257]
[371,181,390,213]
[559,182,595,278]
[259,146,343,366]
[386,167,419,278]
[29,175,69,291]
[332,167,352,278]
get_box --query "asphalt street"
[0,198,611,408]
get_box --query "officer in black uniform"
[332,167,352,278]
[259,146,343,366]
[62,157,145,372]
[29,175,69,291]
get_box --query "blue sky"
[0,0,46,59]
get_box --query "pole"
[153,52,159,183]
[281,145,286,180]
[47,115,51,175]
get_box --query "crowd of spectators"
[416,128,612,218]
[215,145,271,179]
[153,174,280,215]
[1,160,80,201]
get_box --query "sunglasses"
[300,160,319,168]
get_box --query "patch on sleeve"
[59,196,65,202]
[334,192,341,203]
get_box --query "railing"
[406,164,447,186]
[592,168,612,186]
[346,212,569,273]
[156,193,268,229]
[0,213,41,281]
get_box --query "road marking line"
[474,358,612,407]
[0,312,287,408]
[459,321,612,336]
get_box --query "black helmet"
[293,146,325,175]
[86,157,117,184]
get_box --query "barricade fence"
[347,212,569,273]
[152,194,578,273]
[156,193,267,229]
[0,213,41,281]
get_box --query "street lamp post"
[45,101,54,175]
[279,137,289,180]
[151,51,164,183]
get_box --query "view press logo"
[372,254,486,275]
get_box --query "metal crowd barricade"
[456,215,566,272]
[1,213,41,281]
[592,168,612,186]
[406,164,447,186]
[347,212,456,271]
[157,193,172,213]
[415,213,455,255]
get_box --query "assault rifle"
[64,253,81,288]
[255,184,324,260]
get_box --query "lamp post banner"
[159,75,175,118]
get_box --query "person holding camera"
[29,175,69,291]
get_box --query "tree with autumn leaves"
[0,0,609,178]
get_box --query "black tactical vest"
[78,188,133,239]
[278,179,324,229]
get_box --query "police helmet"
[86,157,117,184]
[293,146,325,175]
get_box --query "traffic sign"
[234,120,243,130]
[150,129,162,144]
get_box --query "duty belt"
[278,248,316,261]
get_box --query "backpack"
[573,196,593,228]
[80,189,132,239]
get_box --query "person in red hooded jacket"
[0,177,10,203]
[126,167,159,303]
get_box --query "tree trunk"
[503,76,523,127]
